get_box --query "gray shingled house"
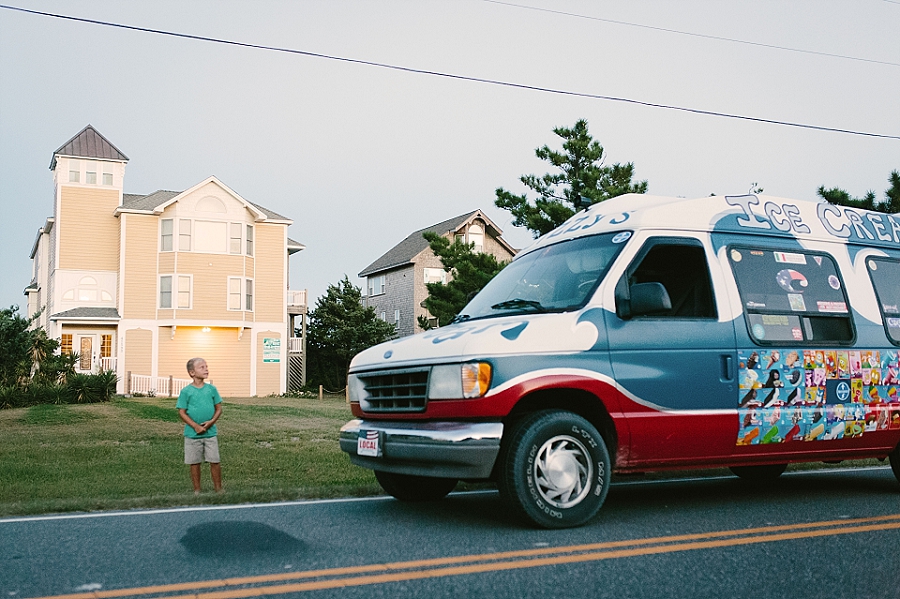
[359,210,516,337]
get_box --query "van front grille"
[359,369,429,413]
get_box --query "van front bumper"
[339,419,504,480]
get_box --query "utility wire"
[1,3,898,141]
[485,0,900,68]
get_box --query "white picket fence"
[128,373,194,397]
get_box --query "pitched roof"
[287,237,305,255]
[122,190,181,211]
[50,125,128,170]
[119,190,290,221]
[359,210,492,277]
[50,307,121,320]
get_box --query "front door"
[605,236,738,468]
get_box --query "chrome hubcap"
[533,435,593,508]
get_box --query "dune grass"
[0,395,379,517]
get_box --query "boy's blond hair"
[186,357,205,374]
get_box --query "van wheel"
[498,410,610,529]
[889,444,900,484]
[374,471,458,501]
[729,464,787,480]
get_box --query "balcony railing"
[287,289,307,308]
[288,337,303,353]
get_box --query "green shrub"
[93,370,119,402]
[0,385,21,409]
[0,371,118,409]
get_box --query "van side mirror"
[616,282,672,319]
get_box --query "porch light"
[202,327,211,333]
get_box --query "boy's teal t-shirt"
[176,384,222,439]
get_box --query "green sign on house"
[263,337,281,363]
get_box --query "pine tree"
[417,233,507,329]
[306,277,396,390]
[495,119,648,238]
[817,170,900,213]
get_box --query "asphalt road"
[3,466,900,599]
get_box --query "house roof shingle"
[359,211,480,277]
[50,307,121,320]
[50,125,129,170]
[121,190,181,211]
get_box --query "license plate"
[357,430,382,457]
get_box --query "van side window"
[622,240,717,318]
[866,257,900,345]
[728,247,854,344]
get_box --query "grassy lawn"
[0,395,380,517]
[1,396,892,518]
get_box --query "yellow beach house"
[24,125,307,397]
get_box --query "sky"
[1,0,898,313]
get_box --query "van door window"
[728,247,854,345]
[865,257,900,345]
[618,240,717,319]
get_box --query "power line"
[1,3,898,141]
[485,0,900,68]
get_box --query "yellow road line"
[27,514,900,599]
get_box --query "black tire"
[374,471,458,502]
[890,444,900,484]
[498,410,611,529]
[729,463,788,480]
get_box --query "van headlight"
[429,362,492,399]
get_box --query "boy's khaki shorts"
[184,436,220,464]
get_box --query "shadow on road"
[180,521,305,557]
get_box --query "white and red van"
[340,193,900,528]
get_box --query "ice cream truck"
[339,193,900,528]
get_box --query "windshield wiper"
[490,298,546,312]
[450,313,471,324]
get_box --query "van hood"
[349,310,606,372]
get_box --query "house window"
[194,220,227,253]
[102,171,113,186]
[230,223,242,254]
[381,311,386,321]
[160,219,174,252]
[61,334,73,355]
[468,224,484,253]
[68,160,80,183]
[395,309,400,323]
[424,268,447,285]
[228,277,242,310]
[368,275,386,297]
[159,276,173,309]
[177,275,191,309]
[85,165,97,184]
[77,276,97,302]
[100,335,112,358]
[245,278,254,311]
[160,275,190,309]
[179,219,192,251]
[246,224,254,256]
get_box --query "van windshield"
[456,231,629,321]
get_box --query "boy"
[176,357,223,494]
